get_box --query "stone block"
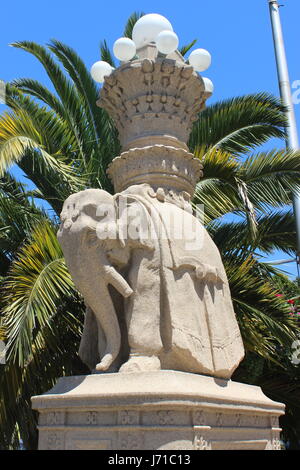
[32,371,284,450]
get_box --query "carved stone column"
[98,54,209,198]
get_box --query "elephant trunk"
[61,238,132,372]
[57,189,134,372]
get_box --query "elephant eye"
[83,204,97,218]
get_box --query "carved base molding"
[32,371,284,450]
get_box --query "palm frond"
[209,210,296,256]
[189,93,287,156]
[10,41,88,160]
[179,39,197,57]
[225,255,298,361]
[0,89,84,212]
[194,147,300,227]
[123,12,145,39]
[99,40,116,67]
[0,299,86,449]
[11,78,66,118]
[1,221,78,366]
[0,178,46,265]
[48,39,119,189]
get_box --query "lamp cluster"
[90,13,213,94]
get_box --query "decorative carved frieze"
[270,415,279,428]
[119,432,144,450]
[118,410,139,426]
[157,410,175,425]
[272,438,282,450]
[107,145,203,197]
[216,413,223,426]
[47,432,64,450]
[235,413,242,427]
[86,411,98,425]
[193,410,206,426]
[194,434,211,451]
[46,411,65,426]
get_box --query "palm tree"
[0,13,300,449]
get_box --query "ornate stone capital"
[98,57,211,152]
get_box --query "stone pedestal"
[32,371,284,450]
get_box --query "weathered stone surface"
[107,145,203,197]
[98,57,211,151]
[32,371,284,451]
[58,183,244,378]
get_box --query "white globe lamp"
[113,37,136,61]
[132,13,173,49]
[202,77,214,94]
[90,61,113,83]
[189,49,211,72]
[156,30,179,55]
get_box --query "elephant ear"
[115,194,154,251]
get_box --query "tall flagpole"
[268,0,300,267]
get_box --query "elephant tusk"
[104,266,133,298]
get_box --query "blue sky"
[1,0,300,277]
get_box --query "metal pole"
[261,257,297,266]
[268,0,300,261]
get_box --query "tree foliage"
[0,14,300,449]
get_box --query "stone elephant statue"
[58,184,244,378]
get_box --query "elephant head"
[58,189,133,372]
